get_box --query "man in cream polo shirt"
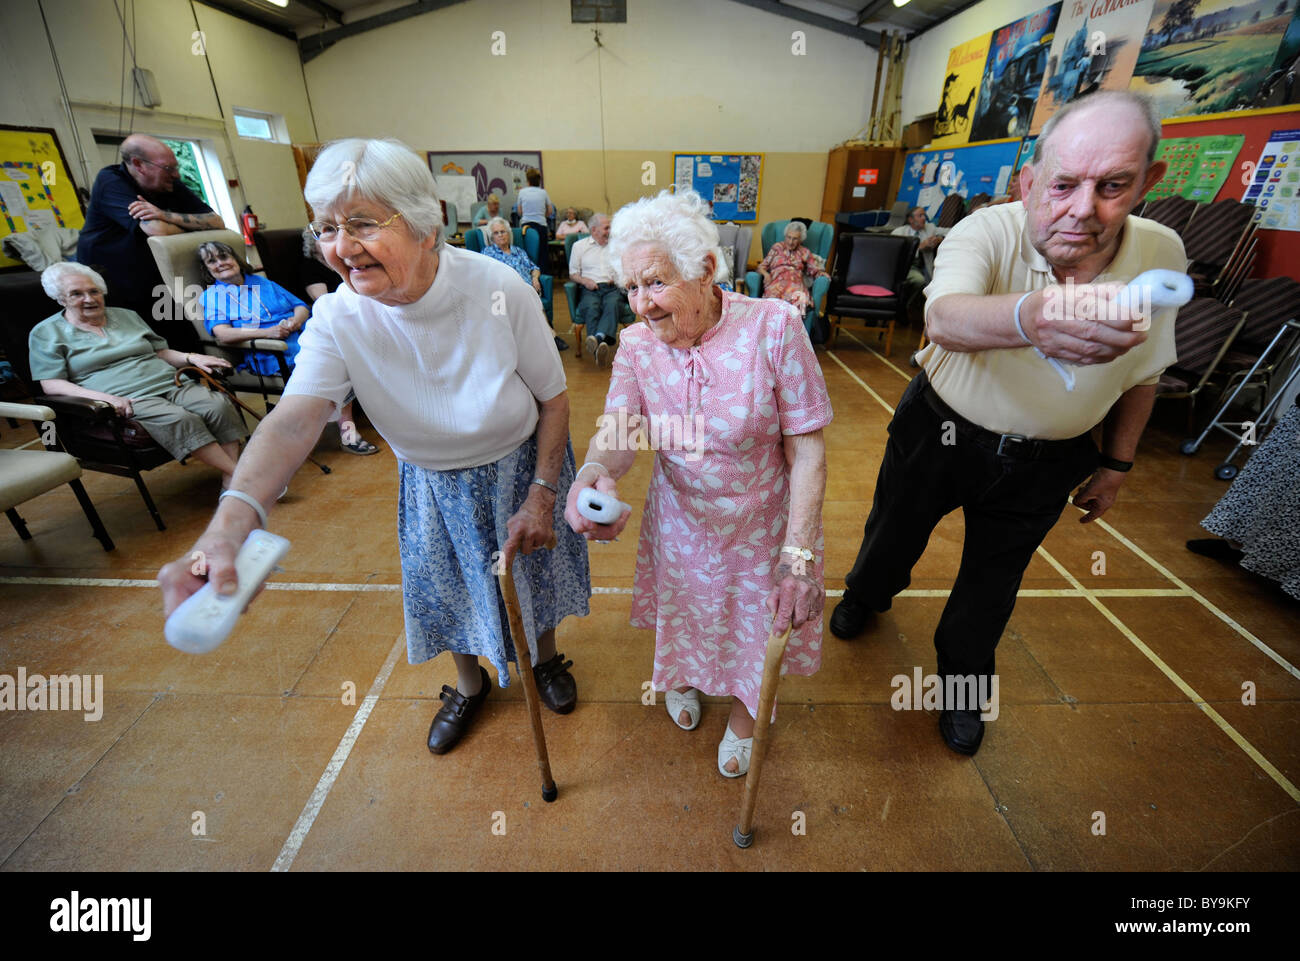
[831,91,1184,756]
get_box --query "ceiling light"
[893,0,911,6]
[266,0,289,8]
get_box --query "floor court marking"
[1035,547,1300,804]
[271,631,406,872]
[1092,517,1299,682]
[840,331,1299,677]
[828,340,1300,804]
[0,575,1189,600]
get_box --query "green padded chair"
[744,220,834,335]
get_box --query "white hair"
[486,216,511,234]
[304,138,444,247]
[42,262,107,302]
[605,190,728,286]
[784,221,808,241]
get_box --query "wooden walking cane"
[733,625,793,848]
[498,534,559,802]
[176,366,332,474]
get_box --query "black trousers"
[845,372,1098,696]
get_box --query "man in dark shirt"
[76,134,223,339]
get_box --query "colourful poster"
[933,32,994,147]
[0,125,85,270]
[1252,4,1300,105]
[1146,134,1245,200]
[969,3,1064,143]
[1241,126,1300,230]
[896,140,1024,218]
[1031,0,1158,134]
[671,154,762,222]
[1132,0,1300,117]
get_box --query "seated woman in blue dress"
[480,217,543,293]
[198,241,307,377]
[198,239,378,455]
[479,217,568,352]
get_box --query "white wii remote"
[1040,269,1193,391]
[577,487,631,525]
[165,530,291,654]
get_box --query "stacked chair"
[1179,276,1300,479]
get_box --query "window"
[232,108,288,144]
[234,114,272,141]
[161,139,210,204]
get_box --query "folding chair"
[1154,297,1248,432]
[1139,196,1198,236]
[1181,277,1300,478]
[936,194,966,229]
[1179,199,1257,298]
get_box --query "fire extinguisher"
[241,204,260,246]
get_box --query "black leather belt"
[919,380,1088,461]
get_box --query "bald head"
[1020,90,1168,279]
[1033,91,1161,167]
[121,134,179,192]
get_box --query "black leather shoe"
[829,590,875,640]
[939,709,984,756]
[532,652,577,715]
[427,666,491,755]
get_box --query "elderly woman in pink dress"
[757,221,826,314]
[565,189,832,778]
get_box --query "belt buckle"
[996,433,1028,457]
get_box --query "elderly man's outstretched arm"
[1072,383,1155,523]
[927,286,1146,366]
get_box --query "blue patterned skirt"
[397,436,591,686]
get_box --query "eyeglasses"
[137,158,179,175]
[309,212,403,242]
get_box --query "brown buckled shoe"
[427,665,491,755]
[532,652,577,715]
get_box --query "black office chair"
[825,233,917,355]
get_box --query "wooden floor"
[2,300,1297,872]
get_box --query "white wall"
[0,0,315,229]
[902,0,1048,127]
[303,0,878,152]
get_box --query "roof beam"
[192,0,298,41]
[299,0,472,63]
[727,0,881,48]
[295,0,345,25]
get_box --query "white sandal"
[665,687,701,731]
[717,722,753,778]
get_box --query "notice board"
[673,153,762,222]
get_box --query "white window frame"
[232,107,289,144]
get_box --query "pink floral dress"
[604,290,833,717]
[760,243,826,312]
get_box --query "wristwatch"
[1098,455,1133,473]
[780,546,814,562]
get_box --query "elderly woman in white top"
[159,138,590,756]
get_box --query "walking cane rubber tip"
[542,784,558,803]
[733,824,753,848]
